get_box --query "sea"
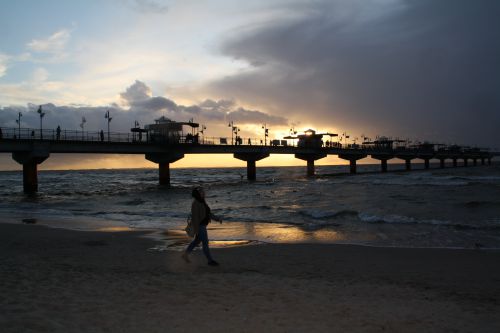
[1,162,500,249]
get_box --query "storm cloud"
[208,0,500,147]
[0,80,287,134]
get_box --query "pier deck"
[0,127,497,192]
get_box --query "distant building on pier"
[144,117,200,144]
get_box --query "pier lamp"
[262,124,269,146]
[15,112,22,139]
[133,120,139,141]
[228,121,236,145]
[200,125,207,144]
[80,117,86,140]
[37,105,45,140]
[233,126,240,145]
[105,110,112,141]
[290,126,297,146]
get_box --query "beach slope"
[1,223,499,332]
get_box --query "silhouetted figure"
[100,130,104,142]
[0,127,3,140]
[31,130,35,139]
[139,131,142,142]
[182,187,221,266]
[248,138,251,145]
[56,125,61,140]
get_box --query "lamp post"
[200,125,206,144]
[290,126,297,146]
[15,112,22,139]
[228,121,235,145]
[37,105,45,140]
[80,117,86,140]
[105,110,112,141]
[262,123,269,146]
[234,126,240,145]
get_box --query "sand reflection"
[152,222,353,252]
[207,222,348,244]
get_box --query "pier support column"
[371,154,393,173]
[481,158,485,165]
[395,156,415,171]
[12,145,50,193]
[453,158,457,167]
[307,159,315,176]
[405,159,412,170]
[146,152,184,186]
[424,159,430,169]
[22,163,39,193]
[488,158,492,165]
[463,158,468,167]
[473,158,477,166]
[295,153,327,177]
[349,159,357,174]
[381,159,388,172]
[158,163,171,186]
[234,153,269,181]
[338,154,367,174]
[440,159,445,169]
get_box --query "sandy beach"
[1,223,499,333]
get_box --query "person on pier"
[182,187,221,266]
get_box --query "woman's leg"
[197,225,213,261]
[186,233,201,253]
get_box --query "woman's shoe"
[208,260,219,266]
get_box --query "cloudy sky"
[1,0,499,170]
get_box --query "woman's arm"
[210,212,222,223]
[191,201,205,231]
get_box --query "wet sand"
[1,223,499,332]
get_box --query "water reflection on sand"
[149,222,378,252]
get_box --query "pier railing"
[0,126,494,155]
[0,127,295,147]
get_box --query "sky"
[1,0,499,170]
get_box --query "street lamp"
[234,126,240,145]
[228,121,236,145]
[289,126,297,146]
[105,110,112,141]
[262,124,269,146]
[200,125,207,144]
[37,105,45,140]
[15,112,22,139]
[80,117,86,140]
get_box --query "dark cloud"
[120,80,152,104]
[0,81,287,135]
[208,0,500,148]
[227,107,287,126]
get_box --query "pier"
[0,125,497,192]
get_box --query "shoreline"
[1,222,499,332]
[4,214,500,251]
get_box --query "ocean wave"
[463,201,500,208]
[299,209,359,220]
[118,199,146,206]
[370,178,469,186]
[358,213,448,225]
[358,213,500,230]
[89,210,186,220]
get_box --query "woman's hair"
[192,187,205,203]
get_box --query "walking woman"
[182,187,220,266]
